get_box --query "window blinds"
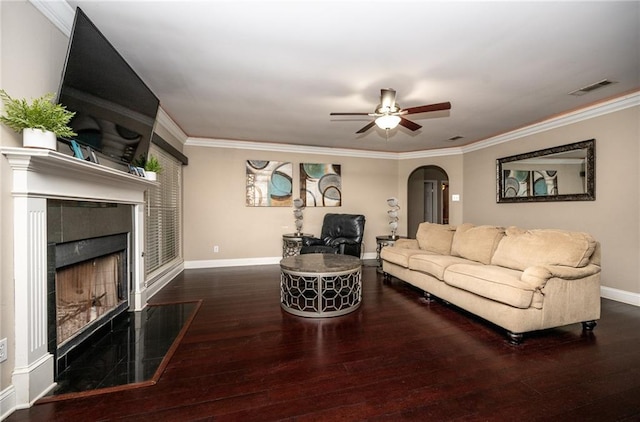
[145,145,182,282]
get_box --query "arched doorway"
[407,166,449,237]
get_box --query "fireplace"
[51,230,131,373]
[3,147,154,407]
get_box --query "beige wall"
[462,106,640,294]
[183,146,398,261]
[0,1,69,393]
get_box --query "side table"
[282,233,312,258]
[376,235,406,273]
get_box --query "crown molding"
[29,0,74,36]
[398,147,464,160]
[185,138,401,159]
[155,107,188,145]
[461,90,640,154]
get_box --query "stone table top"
[280,254,361,272]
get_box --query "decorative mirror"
[497,139,595,203]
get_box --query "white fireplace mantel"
[1,146,155,202]
[2,147,154,408]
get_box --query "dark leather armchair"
[300,213,366,257]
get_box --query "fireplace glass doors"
[54,233,130,362]
[56,251,126,346]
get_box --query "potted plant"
[144,155,163,181]
[0,89,76,150]
[133,153,162,181]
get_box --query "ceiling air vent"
[569,79,616,96]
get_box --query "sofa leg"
[383,272,392,283]
[582,320,597,331]
[507,331,523,345]
[423,291,435,303]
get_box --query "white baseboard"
[185,257,281,269]
[145,262,185,300]
[1,385,16,421]
[185,252,378,269]
[601,286,640,307]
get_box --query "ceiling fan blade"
[356,121,376,134]
[380,88,397,109]
[399,117,422,131]
[330,112,370,116]
[403,101,452,115]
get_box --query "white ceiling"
[63,1,640,153]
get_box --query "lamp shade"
[375,114,401,130]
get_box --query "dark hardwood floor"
[8,262,640,421]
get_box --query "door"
[424,180,438,223]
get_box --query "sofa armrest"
[545,264,601,280]
[393,239,419,249]
[521,264,601,289]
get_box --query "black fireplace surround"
[47,200,133,375]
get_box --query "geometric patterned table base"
[280,267,361,317]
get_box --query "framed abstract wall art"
[246,160,293,207]
[300,163,341,207]
[502,170,558,198]
[532,170,558,196]
[502,170,530,198]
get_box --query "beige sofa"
[381,222,601,344]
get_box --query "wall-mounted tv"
[57,8,159,166]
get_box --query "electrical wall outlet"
[0,338,7,363]
[213,245,219,253]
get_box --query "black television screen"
[57,8,159,166]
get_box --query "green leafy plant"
[0,89,77,138]
[144,154,162,173]
[133,153,163,173]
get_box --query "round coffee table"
[280,254,362,318]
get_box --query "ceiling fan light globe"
[375,115,401,130]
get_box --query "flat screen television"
[57,7,159,166]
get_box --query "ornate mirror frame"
[496,139,595,203]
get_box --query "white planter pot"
[22,128,57,150]
[145,171,157,181]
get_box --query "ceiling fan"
[330,88,452,134]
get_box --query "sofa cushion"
[444,264,535,309]
[380,247,428,268]
[415,222,456,255]
[391,238,419,249]
[491,227,597,270]
[451,224,505,265]
[409,254,480,281]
